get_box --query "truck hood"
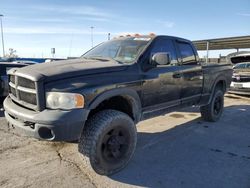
[13,58,128,82]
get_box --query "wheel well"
[88,96,134,121]
[215,80,226,93]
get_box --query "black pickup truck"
[3,35,232,175]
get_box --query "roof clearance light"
[149,33,156,37]
[119,35,124,38]
[134,33,140,37]
[126,34,131,37]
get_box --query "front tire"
[200,89,224,122]
[78,109,137,175]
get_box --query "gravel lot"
[0,94,250,188]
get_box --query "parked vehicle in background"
[230,62,250,95]
[0,57,65,64]
[0,62,30,97]
[228,51,250,95]
[12,60,38,65]
[3,34,233,175]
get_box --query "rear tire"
[200,89,224,122]
[78,109,137,175]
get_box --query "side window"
[177,42,196,65]
[150,39,177,65]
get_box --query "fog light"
[38,127,55,140]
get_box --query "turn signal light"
[75,94,85,108]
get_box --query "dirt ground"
[0,94,250,188]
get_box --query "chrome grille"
[232,76,250,83]
[10,75,15,84]
[19,90,37,105]
[9,74,37,107]
[9,86,17,97]
[18,77,36,89]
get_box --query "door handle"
[173,72,182,78]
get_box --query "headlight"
[46,92,84,110]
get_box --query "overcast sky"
[1,0,250,58]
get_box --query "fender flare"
[88,88,142,123]
[207,75,227,104]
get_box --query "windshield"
[82,38,150,64]
[233,63,250,69]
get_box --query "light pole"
[90,26,94,48]
[0,14,5,57]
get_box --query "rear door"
[175,40,203,105]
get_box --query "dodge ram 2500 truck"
[3,35,233,175]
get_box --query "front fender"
[88,88,142,123]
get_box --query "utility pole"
[90,26,94,48]
[0,14,5,57]
[206,41,209,63]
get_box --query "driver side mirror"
[151,52,171,66]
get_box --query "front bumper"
[229,82,250,95]
[3,96,89,141]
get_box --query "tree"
[5,48,18,58]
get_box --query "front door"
[141,38,182,114]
